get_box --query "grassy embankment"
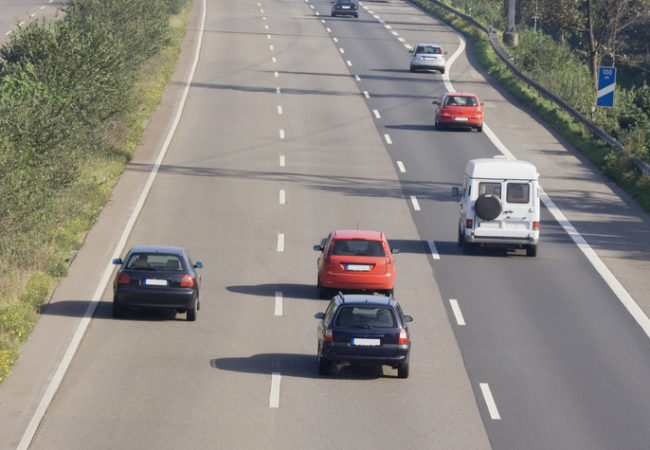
[0,0,192,382]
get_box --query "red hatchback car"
[433,92,483,132]
[315,230,398,299]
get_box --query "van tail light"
[398,328,409,345]
[180,275,195,287]
[533,221,540,230]
[117,272,130,285]
[323,326,333,342]
[466,219,473,229]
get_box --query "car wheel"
[435,118,445,130]
[186,299,197,321]
[475,194,502,221]
[526,245,538,257]
[440,68,445,74]
[384,289,394,297]
[354,13,358,17]
[397,362,409,378]
[112,298,123,318]
[331,12,335,16]
[409,65,415,72]
[476,124,483,132]
[317,281,329,299]
[317,351,330,376]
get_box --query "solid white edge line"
[449,299,466,326]
[269,372,281,408]
[274,291,283,316]
[427,240,440,260]
[410,196,420,211]
[277,233,285,252]
[479,383,501,420]
[396,161,405,173]
[16,1,209,449]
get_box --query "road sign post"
[596,66,616,108]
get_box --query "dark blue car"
[315,294,413,378]
[112,246,203,321]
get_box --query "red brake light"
[533,221,540,230]
[323,326,333,342]
[466,219,473,228]
[180,274,195,287]
[398,328,408,345]
[117,272,130,285]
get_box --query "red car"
[433,92,483,132]
[315,230,398,299]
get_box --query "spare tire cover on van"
[475,194,501,221]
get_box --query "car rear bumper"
[465,233,539,247]
[332,9,357,15]
[320,273,394,291]
[321,343,409,366]
[439,118,483,127]
[114,287,196,310]
[411,62,445,71]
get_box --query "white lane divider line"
[384,134,392,144]
[274,71,279,78]
[315,11,320,16]
[396,161,405,173]
[270,372,281,408]
[275,291,283,316]
[479,383,501,420]
[346,60,352,67]
[333,37,338,43]
[267,34,271,39]
[264,24,269,30]
[427,240,440,260]
[271,56,276,63]
[277,105,283,114]
[279,189,286,205]
[279,128,285,139]
[277,234,285,252]
[410,196,420,211]
[363,91,370,98]
[391,31,399,36]
[326,27,331,33]
[4,30,11,36]
[339,48,345,54]
[276,87,281,94]
[355,74,361,82]
[262,16,266,20]
[373,109,381,119]
[398,37,405,43]
[279,155,285,167]
[269,44,274,51]
[449,299,466,326]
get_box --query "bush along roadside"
[409,0,650,212]
[0,0,191,383]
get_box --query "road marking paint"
[271,56,276,63]
[346,60,352,67]
[277,105,283,114]
[279,128,285,139]
[277,234,285,252]
[267,34,271,39]
[315,11,320,16]
[270,372,281,408]
[40,6,45,10]
[19,21,25,26]
[373,109,381,119]
[326,27,332,33]
[391,31,399,36]
[405,43,413,51]
[384,133,392,144]
[269,44,274,51]
[449,299,466,326]
[260,8,264,13]
[274,71,279,78]
[333,37,338,43]
[310,4,314,8]
[265,24,269,30]
[396,161,405,172]
[279,189,286,205]
[398,37,405,43]
[276,87,281,94]
[275,291,283,316]
[262,16,266,20]
[363,91,370,98]
[4,30,11,36]
[339,48,345,54]
[410,196,420,211]
[479,383,501,420]
[385,24,392,29]
[355,74,361,81]
[279,155,285,167]
[30,13,36,17]
[427,240,440,260]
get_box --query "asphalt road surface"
[1,0,650,449]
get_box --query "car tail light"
[398,328,408,345]
[533,221,540,230]
[323,326,333,342]
[353,5,358,9]
[180,274,195,287]
[466,219,473,228]
[117,272,130,285]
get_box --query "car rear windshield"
[416,46,441,54]
[330,239,386,257]
[445,96,478,107]
[335,307,397,329]
[126,253,183,271]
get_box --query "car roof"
[447,92,479,98]
[334,294,398,308]
[127,245,187,256]
[415,42,442,47]
[465,158,539,181]
[331,230,384,241]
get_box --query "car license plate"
[144,279,168,286]
[352,338,380,346]
[454,117,469,122]
[346,264,371,271]
[342,5,350,8]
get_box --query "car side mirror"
[403,315,413,323]
[451,186,460,197]
[194,262,203,269]
[432,100,439,105]
[112,258,123,265]
[314,312,325,320]
[313,244,324,252]
[391,248,399,254]
[408,49,413,53]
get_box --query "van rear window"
[478,182,501,197]
[506,183,530,203]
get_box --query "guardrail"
[425,0,650,177]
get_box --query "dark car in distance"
[331,0,358,17]
[315,294,413,378]
[112,246,203,321]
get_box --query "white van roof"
[465,158,539,181]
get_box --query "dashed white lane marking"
[269,44,274,51]
[260,8,264,13]
[267,34,271,39]
[385,24,392,29]
[333,37,338,43]
[4,30,11,36]
[321,19,326,24]
[274,71,279,78]
[479,383,501,420]
[346,60,352,67]
[264,24,269,30]
[40,6,45,10]
[398,37,405,43]
[262,16,266,20]
[277,234,285,252]
[339,48,345,54]
[396,161,405,173]
[279,155,285,167]
[270,373,281,408]
[275,291,283,316]
[410,196,420,211]
[384,134,392,144]
[30,13,36,17]
[427,240,440,260]
[276,87,281,94]
[391,31,399,36]
[315,11,320,16]
[355,74,361,81]
[277,105,283,114]
[363,91,370,98]
[279,189,286,204]
[449,299,466,326]
[373,109,381,119]
[279,129,285,139]
[326,27,332,33]
[272,56,276,63]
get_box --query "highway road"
[0,0,61,43]
[1,0,650,448]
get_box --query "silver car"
[409,42,447,73]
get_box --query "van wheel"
[526,245,537,257]
[475,194,502,221]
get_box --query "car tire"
[331,12,335,16]
[384,289,394,297]
[186,299,197,321]
[318,352,330,376]
[526,245,538,257]
[317,281,329,299]
[475,194,502,221]
[354,13,358,17]
[435,118,445,130]
[476,124,483,132]
[440,68,445,74]
[397,362,409,378]
[112,298,123,318]
[409,65,415,72]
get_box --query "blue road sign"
[597,66,616,108]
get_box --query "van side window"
[506,183,529,203]
[478,182,501,198]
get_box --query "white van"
[453,157,540,256]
